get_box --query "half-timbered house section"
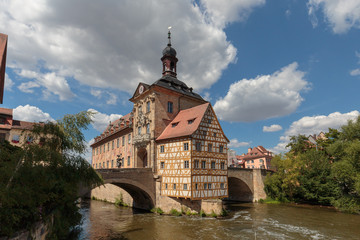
[91,113,133,169]
[156,103,229,200]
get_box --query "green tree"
[0,111,102,238]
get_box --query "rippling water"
[77,200,360,240]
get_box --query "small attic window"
[188,118,196,124]
[172,122,179,128]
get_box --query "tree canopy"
[0,111,102,238]
[264,116,360,213]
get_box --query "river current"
[77,200,360,240]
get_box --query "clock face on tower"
[139,85,144,94]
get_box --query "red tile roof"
[157,103,209,141]
[0,107,12,116]
[0,33,8,104]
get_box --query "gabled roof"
[156,103,209,141]
[0,33,8,104]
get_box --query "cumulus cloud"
[0,0,265,98]
[263,124,283,132]
[200,0,265,28]
[13,104,55,122]
[272,110,360,153]
[307,0,360,34]
[228,138,251,148]
[88,108,123,132]
[4,73,14,91]
[214,62,309,122]
[16,69,74,100]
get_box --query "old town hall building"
[91,32,229,200]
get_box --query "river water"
[77,200,360,240]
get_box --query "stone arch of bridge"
[228,177,253,202]
[104,178,155,210]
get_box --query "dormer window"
[188,118,196,124]
[172,122,179,128]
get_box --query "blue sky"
[1,0,360,160]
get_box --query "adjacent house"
[237,146,273,170]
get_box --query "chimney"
[248,148,252,154]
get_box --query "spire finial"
[167,26,172,46]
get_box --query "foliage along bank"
[0,111,103,239]
[264,116,360,214]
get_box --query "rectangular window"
[196,142,201,151]
[138,126,141,135]
[184,184,188,190]
[117,138,119,148]
[107,143,109,151]
[201,161,206,169]
[160,145,164,153]
[111,160,114,168]
[96,163,97,169]
[184,160,189,169]
[103,162,105,168]
[220,183,225,189]
[167,101,173,113]
[128,156,130,166]
[160,161,165,169]
[106,161,109,168]
[219,145,224,153]
[100,146,102,154]
[208,144,212,152]
[12,135,20,143]
[122,136,125,146]
[221,162,225,170]
[165,183,168,190]
[173,184,176,190]
[213,133,216,137]
[195,183,198,190]
[128,134,131,144]
[204,183,207,190]
[104,145,106,152]
[112,140,114,150]
[208,119,211,124]
[194,160,199,169]
[146,123,150,134]
[147,101,150,112]
[251,160,254,163]
[208,183,212,189]
[138,106,142,114]
[211,161,216,169]
[184,142,189,151]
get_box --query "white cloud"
[4,73,14,91]
[228,138,251,148]
[285,9,291,18]
[200,0,265,28]
[13,104,54,122]
[350,68,360,76]
[0,0,264,97]
[214,62,309,122]
[307,0,360,34]
[106,93,117,105]
[90,89,102,98]
[18,81,40,93]
[88,108,123,132]
[350,51,360,76]
[16,69,74,100]
[272,110,360,153]
[263,124,283,132]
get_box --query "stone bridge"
[228,167,269,202]
[96,168,156,209]
[89,167,270,210]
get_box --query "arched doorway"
[137,147,148,168]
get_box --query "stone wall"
[91,183,134,206]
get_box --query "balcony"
[133,133,150,147]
